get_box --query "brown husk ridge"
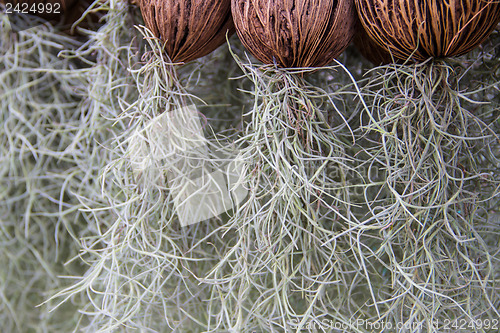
[138,0,235,63]
[231,0,357,68]
[355,0,500,62]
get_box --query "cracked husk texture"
[231,0,357,68]
[355,0,500,62]
[138,0,234,63]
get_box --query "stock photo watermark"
[289,317,499,331]
[2,0,71,32]
[128,105,248,227]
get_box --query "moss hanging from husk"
[350,1,500,327]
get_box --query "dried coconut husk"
[138,0,234,63]
[355,0,500,62]
[231,0,357,68]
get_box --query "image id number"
[442,318,499,331]
[4,2,61,15]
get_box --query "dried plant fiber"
[138,0,234,63]
[355,0,500,62]
[231,0,357,68]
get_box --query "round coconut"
[231,0,357,68]
[0,0,76,21]
[138,0,235,63]
[355,0,500,62]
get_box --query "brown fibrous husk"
[138,0,235,63]
[355,0,500,62]
[231,0,357,68]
